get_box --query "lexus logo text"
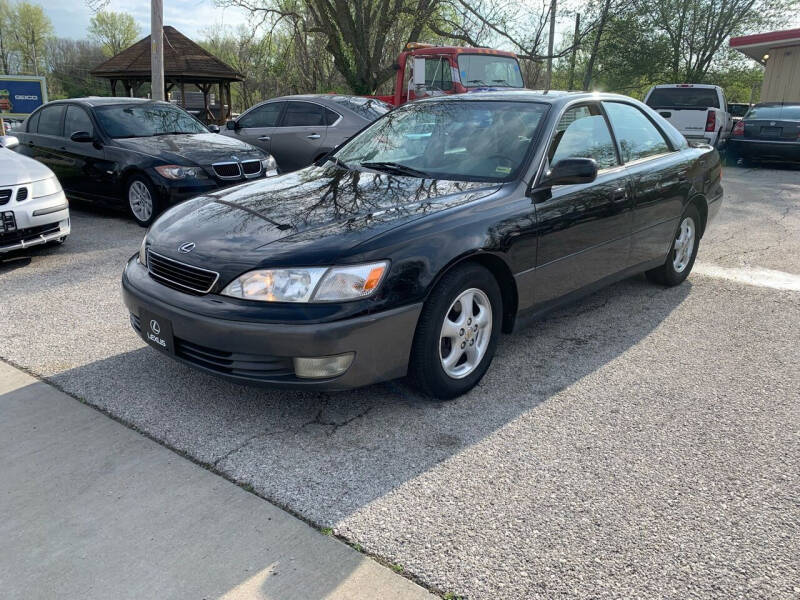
[178,242,196,253]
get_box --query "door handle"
[257,136,270,141]
[610,187,627,202]
[306,133,321,140]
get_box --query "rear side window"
[27,110,41,133]
[548,104,618,169]
[64,105,94,137]
[37,105,66,136]
[324,108,340,125]
[282,102,326,126]
[646,87,720,109]
[603,102,671,162]
[239,102,283,128]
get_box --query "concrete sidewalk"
[0,361,434,600]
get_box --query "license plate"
[760,126,782,137]
[140,310,175,355]
[1,211,16,232]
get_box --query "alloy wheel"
[129,180,153,223]
[673,217,695,273]
[439,287,493,379]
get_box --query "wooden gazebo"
[90,26,242,124]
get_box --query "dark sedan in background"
[124,91,722,399]
[222,94,390,172]
[15,98,277,226]
[728,102,800,165]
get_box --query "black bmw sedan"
[123,91,723,399]
[16,98,277,226]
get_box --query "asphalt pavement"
[1,165,798,599]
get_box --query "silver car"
[0,135,70,253]
[222,95,390,172]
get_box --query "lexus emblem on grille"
[150,320,161,335]
[178,241,195,253]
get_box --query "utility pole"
[567,13,580,91]
[545,0,557,90]
[151,0,164,101]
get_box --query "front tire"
[646,205,700,286]
[127,175,159,227]
[408,263,502,399]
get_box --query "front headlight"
[31,175,62,198]
[261,156,278,176]
[138,236,147,266]
[221,261,388,303]
[154,165,208,180]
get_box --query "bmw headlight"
[154,165,208,180]
[261,155,278,176]
[138,236,147,266]
[221,261,388,303]
[31,175,62,198]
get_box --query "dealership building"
[730,27,800,102]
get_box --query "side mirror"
[538,158,598,188]
[70,131,94,143]
[0,135,19,149]
[207,124,220,133]
[225,120,237,130]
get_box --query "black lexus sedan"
[15,98,277,226]
[727,102,800,165]
[123,91,723,399]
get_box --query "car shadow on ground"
[45,273,692,530]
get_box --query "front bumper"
[0,187,70,253]
[122,257,423,390]
[728,138,800,161]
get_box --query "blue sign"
[0,76,48,118]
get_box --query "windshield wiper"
[325,156,351,170]
[360,161,430,178]
[466,79,488,86]
[492,79,513,86]
[152,131,186,136]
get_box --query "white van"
[644,84,732,148]
[0,136,70,253]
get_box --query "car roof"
[413,89,639,107]
[44,97,159,108]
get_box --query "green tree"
[12,1,52,75]
[88,11,141,57]
[0,0,16,74]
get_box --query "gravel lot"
[1,165,798,599]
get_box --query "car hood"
[113,132,264,165]
[1,147,56,184]
[146,164,501,272]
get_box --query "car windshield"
[457,55,524,88]
[334,100,547,181]
[330,96,391,120]
[646,88,720,109]
[94,103,207,138]
[745,104,800,120]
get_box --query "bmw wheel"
[127,175,159,227]
[409,263,502,399]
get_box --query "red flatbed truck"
[373,43,525,107]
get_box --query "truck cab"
[375,43,525,107]
[644,84,732,149]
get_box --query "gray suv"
[222,94,390,172]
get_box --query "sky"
[44,0,250,41]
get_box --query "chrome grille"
[16,187,28,202]
[212,162,242,179]
[241,160,262,177]
[146,250,219,295]
[0,189,10,206]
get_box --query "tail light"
[705,110,716,132]
[732,121,745,137]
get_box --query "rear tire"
[646,205,700,287]
[408,263,502,400]
[127,175,160,227]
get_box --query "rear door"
[268,101,329,171]
[24,104,67,179]
[603,101,689,266]
[229,101,285,153]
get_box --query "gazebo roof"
[90,26,242,82]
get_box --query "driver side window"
[548,105,618,170]
[239,102,283,128]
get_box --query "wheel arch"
[426,251,519,334]
[688,193,708,237]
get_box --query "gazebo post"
[180,81,186,109]
[110,79,117,97]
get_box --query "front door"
[268,101,329,172]
[530,103,633,307]
[60,104,112,201]
[231,101,284,154]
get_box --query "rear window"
[646,88,720,109]
[745,104,800,120]
[329,96,390,121]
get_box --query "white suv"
[0,135,70,253]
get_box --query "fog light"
[293,353,354,379]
